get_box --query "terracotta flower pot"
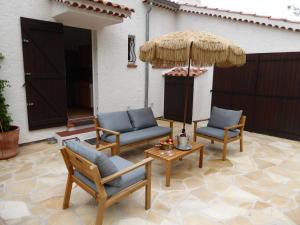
[0,126,20,160]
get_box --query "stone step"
[55,126,96,147]
[67,116,95,129]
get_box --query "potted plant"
[0,53,19,159]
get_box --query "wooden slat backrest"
[62,148,100,182]
[240,115,247,126]
[61,147,107,199]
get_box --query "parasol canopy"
[163,67,207,77]
[139,31,246,134]
[139,31,246,68]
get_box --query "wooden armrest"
[96,127,120,136]
[193,118,210,123]
[96,143,117,151]
[156,117,174,123]
[224,124,244,131]
[156,117,173,130]
[101,157,154,184]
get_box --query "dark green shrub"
[0,53,13,132]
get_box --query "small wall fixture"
[128,35,137,68]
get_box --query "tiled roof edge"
[54,0,134,18]
[142,0,300,32]
[86,0,135,12]
[142,0,179,12]
[180,4,300,32]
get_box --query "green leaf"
[0,53,12,132]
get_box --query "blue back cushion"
[65,140,122,187]
[207,106,242,129]
[98,111,134,133]
[127,107,157,130]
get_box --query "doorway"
[164,76,194,123]
[63,26,93,120]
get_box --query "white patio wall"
[96,3,177,117]
[148,7,177,117]
[176,12,300,53]
[0,0,177,143]
[1,0,300,143]
[175,12,300,122]
[0,1,65,144]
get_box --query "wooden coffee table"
[145,142,204,187]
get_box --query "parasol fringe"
[139,31,246,67]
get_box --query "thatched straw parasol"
[163,67,207,77]
[139,31,246,134]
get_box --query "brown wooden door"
[21,17,67,130]
[212,52,300,141]
[164,76,194,123]
[212,54,258,131]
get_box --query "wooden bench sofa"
[95,108,173,155]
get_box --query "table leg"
[165,161,171,187]
[199,147,203,168]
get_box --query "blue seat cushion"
[74,156,145,197]
[65,140,121,187]
[196,127,240,140]
[127,108,157,130]
[207,106,242,129]
[98,111,134,133]
[102,126,171,146]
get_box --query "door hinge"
[23,39,30,44]
[25,72,31,76]
[27,102,34,106]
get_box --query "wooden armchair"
[193,107,246,161]
[61,141,153,225]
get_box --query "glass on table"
[166,144,174,156]
[155,144,166,155]
[160,149,166,155]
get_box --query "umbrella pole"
[182,43,193,134]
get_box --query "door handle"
[23,39,30,44]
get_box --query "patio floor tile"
[1,122,300,225]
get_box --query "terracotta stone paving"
[1,122,300,225]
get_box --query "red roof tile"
[142,0,179,11]
[163,67,207,77]
[54,0,134,18]
[86,0,135,12]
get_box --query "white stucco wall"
[0,0,177,143]
[192,67,214,120]
[175,12,300,121]
[96,1,144,114]
[176,12,300,53]
[148,8,177,117]
[0,1,67,144]
[1,0,300,143]
[96,2,177,117]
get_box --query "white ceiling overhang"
[51,0,134,30]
